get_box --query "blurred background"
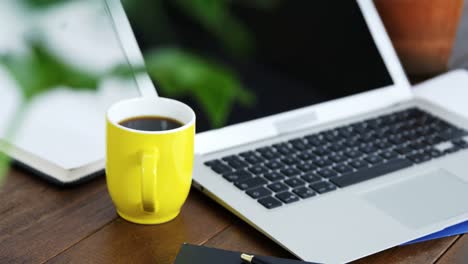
[120,0,468,131]
[0,0,467,179]
[375,0,466,75]
[1,0,467,129]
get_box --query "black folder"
[174,244,317,264]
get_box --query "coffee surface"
[119,116,183,131]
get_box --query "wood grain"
[203,219,295,260]
[46,190,233,264]
[203,218,461,264]
[0,169,116,263]
[1,167,467,264]
[436,235,468,264]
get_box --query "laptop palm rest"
[362,169,468,228]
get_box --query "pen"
[241,253,271,264]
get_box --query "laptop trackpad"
[363,169,468,228]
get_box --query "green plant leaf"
[0,42,100,101]
[22,0,70,8]
[145,48,255,127]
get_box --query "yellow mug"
[106,97,195,224]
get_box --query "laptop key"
[289,139,309,151]
[280,157,301,166]
[309,181,337,194]
[359,133,377,144]
[280,167,302,177]
[434,141,457,153]
[329,154,347,163]
[420,151,433,161]
[260,151,280,160]
[332,164,353,174]
[327,143,344,152]
[247,187,272,199]
[375,140,392,150]
[453,137,468,148]
[227,159,249,169]
[353,123,369,134]
[444,146,461,154]
[304,135,327,146]
[379,150,399,160]
[204,159,223,167]
[258,196,282,209]
[407,153,430,164]
[365,155,384,164]
[274,143,295,155]
[256,146,276,154]
[313,147,329,156]
[211,164,233,174]
[428,148,443,158]
[297,151,314,161]
[264,160,286,170]
[321,129,337,139]
[276,191,300,204]
[223,170,252,182]
[301,173,322,183]
[239,151,256,158]
[316,168,338,178]
[235,177,267,190]
[313,158,332,168]
[257,147,280,160]
[337,127,354,138]
[343,138,360,148]
[348,159,368,169]
[408,140,427,151]
[293,187,316,199]
[222,155,239,162]
[344,149,363,159]
[439,129,468,141]
[394,145,413,155]
[360,144,378,154]
[267,182,289,192]
[366,118,383,129]
[284,178,306,188]
[265,171,286,181]
[244,155,263,165]
[296,162,316,173]
[248,165,269,175]
[388,134,405,145]
[330,158,413,188]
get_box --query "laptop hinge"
[273,98,413,137]
[273,110,319,135]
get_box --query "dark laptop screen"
[122,0,393,132]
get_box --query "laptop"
[110,0,468,262]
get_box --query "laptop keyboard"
[204,108,468,209]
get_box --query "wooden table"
[1,168,467,264]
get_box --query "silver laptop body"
[106,0,468,262]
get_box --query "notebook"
[174,244,317,264]
[0,0,141,185]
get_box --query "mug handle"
[140,148,159,213]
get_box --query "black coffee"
[119,116,184,131]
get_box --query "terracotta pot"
[374,0,464,75]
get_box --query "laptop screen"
[122,0,393,132]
